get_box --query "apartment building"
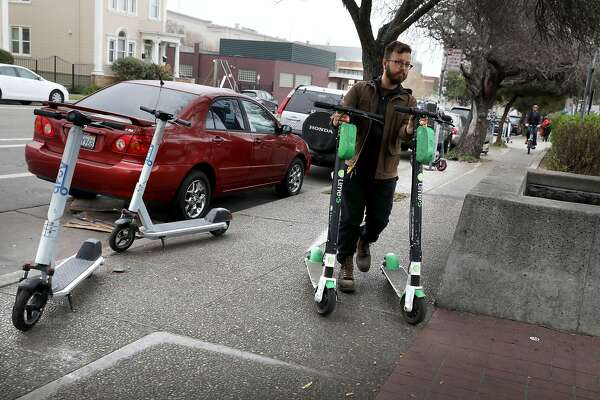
[0,0,182,85]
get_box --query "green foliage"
[71,84,100,95]
[445,71,469,105]
[111,57,174,82]
[545,114,600,176]
[0,49,14,64]
[446,149,479,163]
[497,81,566,115]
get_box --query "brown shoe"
[356,238,371,272]
[338,256,355,293]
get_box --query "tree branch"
[380,0,442,44]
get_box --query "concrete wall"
[437,167,600,335]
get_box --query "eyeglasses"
[386,60,413,69]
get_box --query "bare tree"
[341,0,442,80]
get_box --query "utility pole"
[580,48,598,120]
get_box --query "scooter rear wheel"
[315,287,336,315]
[210,222,230,237]
[436,159,448,172]
[401,294,426,325]
[109,223,136,252]
[12,288,47,331]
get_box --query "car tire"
[173,170,212,220]
[49,90,64,103]
[276,158,304,197]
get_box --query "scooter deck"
[142,219,227,238]
[52,255,104,297]
[380,265,408,298]
[305,258,323,289]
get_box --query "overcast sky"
[166,0,443,77]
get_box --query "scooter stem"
[35,125,84,266]
[128,119,167,212]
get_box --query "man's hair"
[383,41,412,59]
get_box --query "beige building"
[166,10,285,52]
[0,0,182,84]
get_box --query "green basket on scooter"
[415,125,435,164]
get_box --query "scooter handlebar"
[313,101,384,124]
[33,109,63,120]
[140,106,155,115]
[174,118,192,127]
[394,106,453,125]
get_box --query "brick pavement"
[377,308,600,400]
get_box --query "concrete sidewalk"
[1,141,573,400]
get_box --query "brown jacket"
[342,79,417,179]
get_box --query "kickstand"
[160,237,165,250]
[67,294,74,312]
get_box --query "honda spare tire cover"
[301,111,336,152]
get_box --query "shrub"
[111,57,146,81]
[0,49,14,64]
[545,114,600,176]
[143,63,173,81]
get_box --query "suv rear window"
[286,90,343,114]
[76,82,198,121]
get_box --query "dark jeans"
[336,172,397,263]
[527,126,538,146]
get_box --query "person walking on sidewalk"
[331,40,419,293]
[524,104,542,149]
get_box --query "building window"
[279,73,293,88]
[117,31,127,59]
[11,26,30,55]
[127,41,136,57]
[108,39,115,63]
[238,70,256,83]
[295,74,312,86]
[180,64,193,78]
[9,0,32,3]
[149,0,160,19]
[143,40,153,61]
[109,0,136,14]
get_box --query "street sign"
[445,48,463,72]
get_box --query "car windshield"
[286,90,343,114]
[76,82,198,120]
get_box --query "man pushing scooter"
[331,41,421,293]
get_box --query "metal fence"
[13,56,94,91]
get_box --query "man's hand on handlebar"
[331,112,350,127]
[406,117,429,136]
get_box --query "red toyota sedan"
[25,81,311,219]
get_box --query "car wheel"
[49,90,64,103]
[276,158,304,197]
[173,170,211,220]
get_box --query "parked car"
[240,89,278,113]
[449,106,471,125]
[0,63,68,104]
[25,81,310,219]
[277,85,346,167]
[447,112,468,149]
[509,115,522,135]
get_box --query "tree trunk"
[494,95,517,145]
[361,40,383,81]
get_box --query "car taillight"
[451,127,458,136]
[276,91,294,117]
[34,116,55,138]
[112,134,151,155]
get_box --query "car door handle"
[254,138,262,143]
[212,136,224,143]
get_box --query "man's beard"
[385,64,405,85]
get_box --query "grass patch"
[446,150,479,163]
[491,141,508,148]
[69,94,86,101]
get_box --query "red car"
[26,81,311,219]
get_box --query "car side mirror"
[278,124,292,135]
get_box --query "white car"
[277,85,346,133]
[0,63,69,104]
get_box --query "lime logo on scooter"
[53,161,69,196]
[144,144,155,167]
[335,169,345,204]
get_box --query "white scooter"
[12,108,117,331]
[109,106,232,253]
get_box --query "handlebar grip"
[394,106,415,114]
[34,109,63,119]
[140,106,155,115]
[175,119,191,127]
[439,113,452,123]
[313,101,336,110]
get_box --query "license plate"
[81,133,96,150]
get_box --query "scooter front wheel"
[12,287,47,331]
[315,288,336,315]
[401,294,426,325]
[109,223,136,252]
